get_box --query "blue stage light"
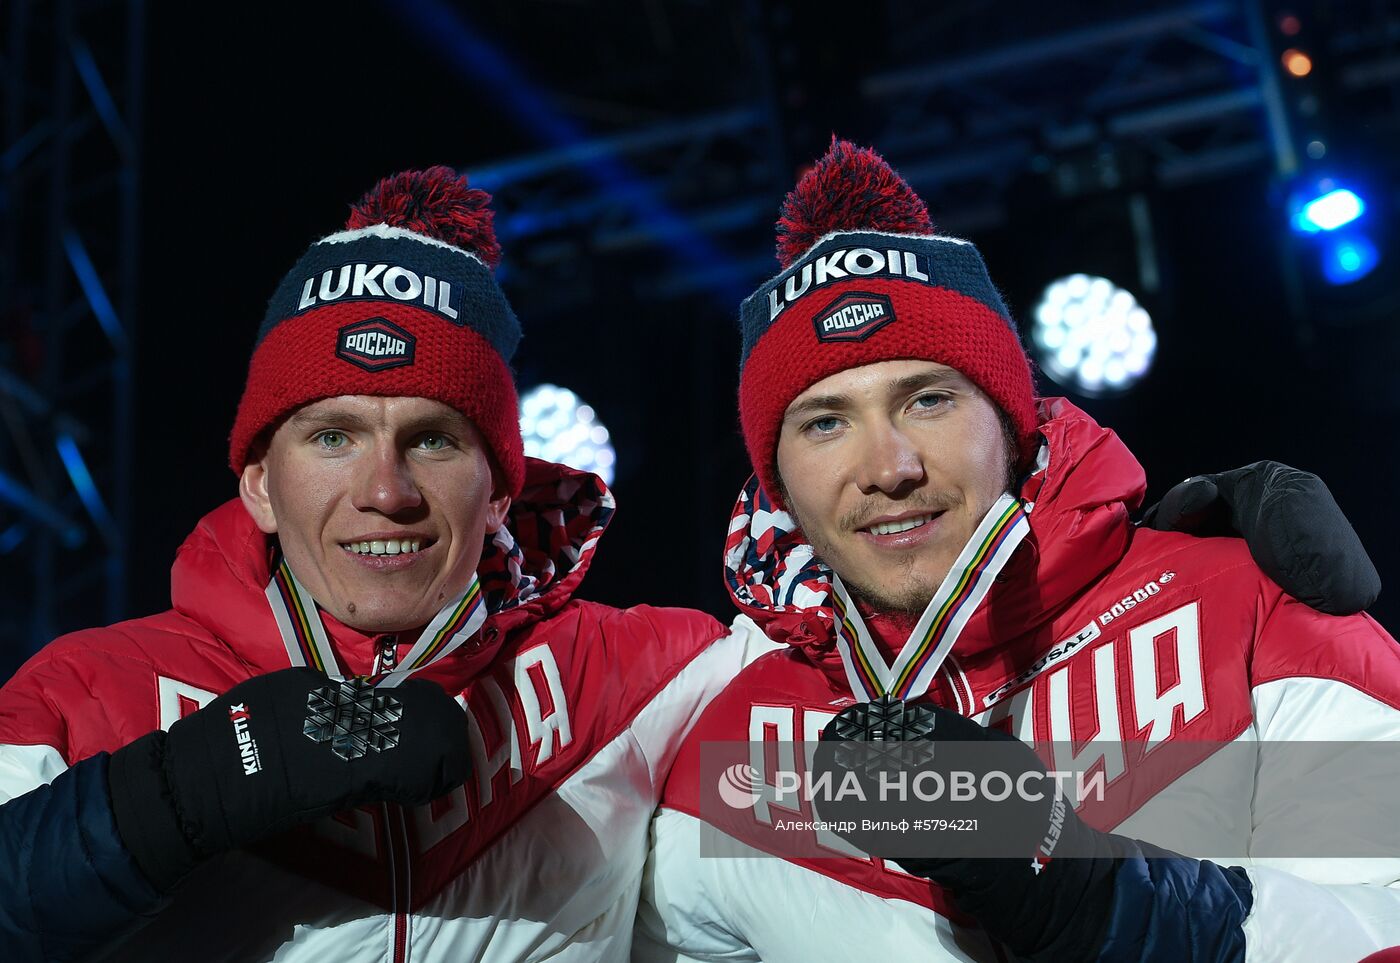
[1292,187,1366,233]
[393,0,752,306]
[56,433,115,535]
[1319,233,1379,285]
[0,470,84,548]
[0,522,26,554]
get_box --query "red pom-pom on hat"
[346,165,502,270]
[775,137,934,269]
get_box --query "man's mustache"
[840,491,962,533]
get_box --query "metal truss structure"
[474,106,779,304]
[1331,0,1400,142]
[474,1,1385,307]
[1,0,144,659]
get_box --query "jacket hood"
[169,457,614,679]
[723,398,1144,674]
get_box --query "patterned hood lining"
[479,459,615,616]
[724,474,834,618]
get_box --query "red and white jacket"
[0,459,770,963]
[638,399,1400,963]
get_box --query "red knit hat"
[738,139,1037,507]
[229,166,525,496]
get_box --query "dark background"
[5,0,1399,678]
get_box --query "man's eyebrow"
[888,370,960,394]
[783,393,851,422]
[782,370,962,423]
[288,408,471,438]
[395,413,471,436]
[287,409,374,431]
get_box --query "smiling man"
[638,141,1400,962]
[0,168,766,961]
[240,395,510,635]
[774,361,1016,617]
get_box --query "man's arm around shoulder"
[0,637,169,961]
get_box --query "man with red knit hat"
[638,140,1400,961]
[0,167,771,961]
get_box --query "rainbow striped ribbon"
[265,559,488,689]
[831,492,1030,703]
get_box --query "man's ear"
[239,456,279,535]
[484,483,511,535]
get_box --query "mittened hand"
[813,698,1124,960]
[1141,460,1380,615]
[108,667,471,891]
[165,669,472,854]
[812,698,1066,867]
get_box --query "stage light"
[1032,275,1156,397]
[1291,187,1366,233]
[519,384,616,486]
[1282,49,1312,77]
[56,434,114,535]
[1319,233,1379,285]
[0,522,26,554]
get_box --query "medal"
[303,677,404,760]
[267,561,485,761]
[824,493,1030,727]
[826,693,939,742]
[822,694,940,777]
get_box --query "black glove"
[815,703,1253,959]
[814,702,1126,960]
[107,667,471,891]
[1141,460,1380,615]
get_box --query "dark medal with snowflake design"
[303,678,404,761]
[821,694,939,776]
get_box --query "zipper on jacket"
[376,635,398,675]
[372,640,408,961]
[372,642,408,960]
[382,802,412,963]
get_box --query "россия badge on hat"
[736,138,1039,509]
[229,166,526,496]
